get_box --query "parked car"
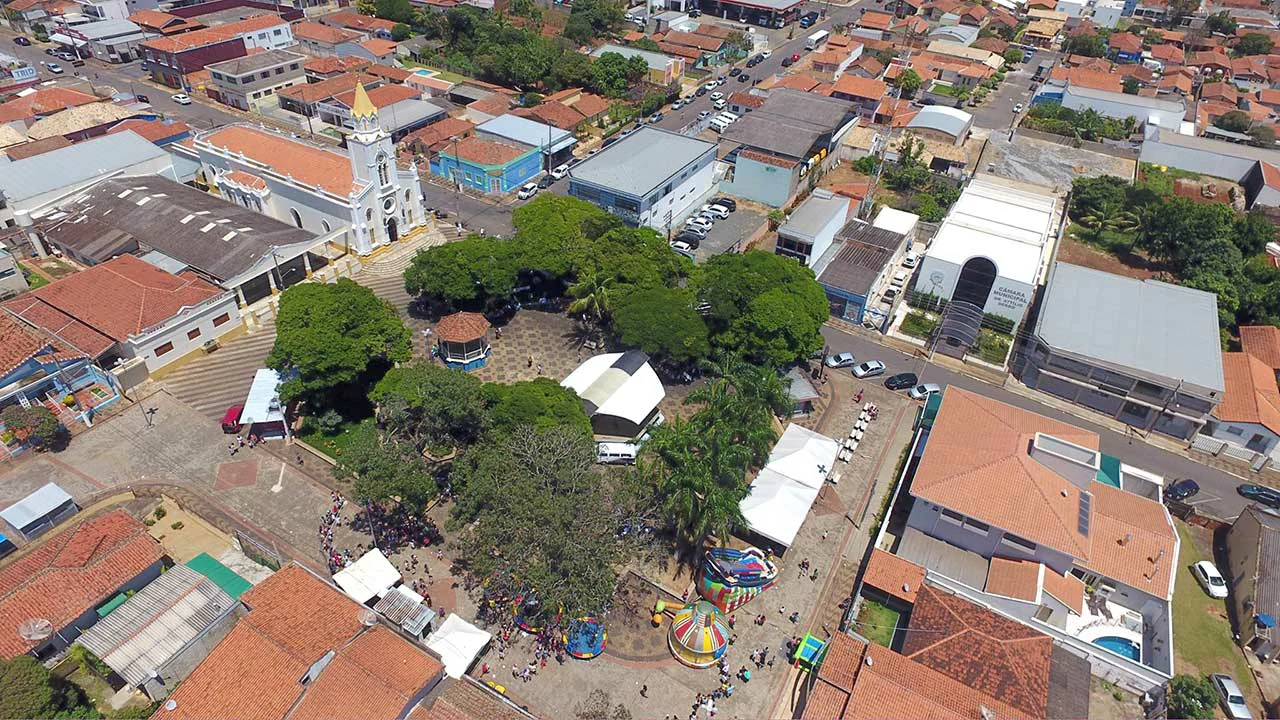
[673,232,702,248]
[698,110,711,119]
[729,67,742,77]
[648,111,663,123]
[43,62,63,74]
[1013,102,1024,113]
[902,251,918,268]
[704,81,719,91]
[1165,478,1200,503]
[884,372,918,391]
[852,360,886,378]
[781,56,796,67]
[1211,674,1252,720]
[825,352,856,368]
[550,163,570,180]
[670,240,695,254]
[680,223,710,238]
[881,287,898,303]
[134,93,150,103]
[537,174,555,189]
[712,98,726,110]
[672,99,685,110]
[738,73,750,82]
[710,91,724,101]
[45,47,58,55]
[517,182,538,200]
[1192,560,1229,599]
[762,49,772,58]
[711,197,737,211]
[700,203,730,219]
[689,8,702,16]
[171,93,192,105]
[685,216,714,232]
[220,405,244,434]
[908,383,942,400]
[1239,483,1280,510]
[696,86,708,97]
[13,36,31,46]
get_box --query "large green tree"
[590,51,648,97]
[333,421,438,509]
[370,362,488,451]
[612,286,711,367]
[697,251,827,367]
[449,426,622,618]
[641,416,750,554]
[404,236,520,309]
[0,655,95,720]
[1237,32,1273,56]
[482,378,592,437]
[267,279,411,404]
[372,0,414,23]
[1062,33,1107,57]
[1166,675,1216,719]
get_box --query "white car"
[853,360,887,378]
[44,62,63,74]
[700,203,730,219]
[1212,674,1252,720]
[762,49,772,58]
[550,164,570,180]
[698,110,711,119]
[902,251,919,268]
[171,93,192,105]
[825,352,856,368]
[1192,560,1229,599]
[1013,102,1024,113]
[685,216,714,232]
[517,182,538,200]
[710,91,724,101]
[908,383,942,400]
[670,240,695,254]
[704,81,719,91]
[712,99,727,110]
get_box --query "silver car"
[908,383,942,400]
[825,352,855,369]
[1211,673,1252,719]
[853,360,886,378]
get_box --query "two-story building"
[320,10,397,39]
[591,44,685,87]
[216,13,295,51]
[141,26,247,88]
[207,49,306,111]
[568,126,717,231]
[293,20,366,57]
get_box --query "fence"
[235,529,283,571]
[1015,128,1141,160]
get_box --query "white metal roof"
[871,206,919,237]
[906,105,973,139]
[924,177,1059,285]
[740,424,839,547]
[0,482,73,532]
[426,614,492,679]
[560,351,665,426]
[332,548,401,604]
[240,369,284,425]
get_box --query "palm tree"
[566,267,615,329]
[644,418,748,556]
[1076,201,1139,249]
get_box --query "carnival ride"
[668,600,731,668]
[696,546,779,614]
[564,616,607,659]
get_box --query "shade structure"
[564,616,607,659]
[668,601,730,668]
[434,311,491,369]
[697,546,779,614]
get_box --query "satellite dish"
[358,609,378,627]
[18,618,53,641]
[163,699,178,712]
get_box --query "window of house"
[260,71,270,80]
[275,66,284,74]
[941,509,965,525]
[273,28,283,35]
[213,313,230,327]
[289,208,303,228]
[289,63,299,70]
[187,328,201,340]
[154,342,174,357]
[964,518,990,533]
[1001,533,1037,553]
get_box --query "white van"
[596,442,639,465]
[715,111,739,124]
[890,269,909,288]
[709,117,732,133]
[712,98,727,110]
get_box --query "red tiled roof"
[902,584,1054,717]
[217,13,288,36]
[449,136,528,166]
[1150,43,1184,64]
[831,73,888,100]
[402,117,475,151]
[1109,32,1143,53]
[368,63,412,83]
[571,91,610,118]
[0,310,86,376]
[202,125,361,196]
[1217,351,1280,435]
[141,25,237,54]
[414,677,535,720]
[304,55,370,75]
[1081,481,1177,599]
[512,100,584,130]
[738,148,796,168]
[861,549,925,603]
[295,20,362,45]
[0,511,163,658]
[128,9,203,33]
[361,38,400,57]
[663,29,723,52]
[279,72,381,104]
[984,556,1042,602]
[771,74,820,92]
[1241,325,1280,369]
[223,169,268,191]
[4,136,72,160]
[858,10,895,30]
[107,118,190,143]
[0,87,100,123]
[324,10,397,33]
[333,83,420,110]
[467,94,514,117]
[1041,567,1086,613]
[1190,49,1232,69]
[6,255,222,345]
[728,91,766,109]
[155,565,444,720]
[434,311,490,342]
[1050,66,1124,93]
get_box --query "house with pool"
[874,387,1179,693]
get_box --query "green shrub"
[170,521,184,530]
[901,311,938,339]
[153,507,166,520]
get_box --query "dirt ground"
[1088,676,1145,720]
[1057,237,1161,281]
[979,131,1136,191]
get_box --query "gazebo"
[668,600,730,668]
[434,311,491,370]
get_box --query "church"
[180,84,428,256]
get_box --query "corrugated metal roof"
[0,132,168,204]
[75,564,237,687]
[569,126,715,199]
[0,483,74,532]
[374,585,437,636]
[477,114,575,155]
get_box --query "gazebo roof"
[435,311,490,342]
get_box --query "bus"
[805,29,830,51]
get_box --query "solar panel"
[1077,492,1092,537]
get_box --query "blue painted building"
[812,220,906,330]
[429,136,543,194]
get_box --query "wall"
[238,23,294,51]
[0,252,29,297]
[911,253,1035,322]
[721,153,797,207]
[201,153,354,241]
[143,603,246,699]
[905,499,1078,575]
[637,150,717,230]
[1226,511,1263,642]
[1208,419,1280,455]
[37,560,163,659]
[125,293,242,373]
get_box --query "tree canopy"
[334,421,439,510]
[1215,109,1252,133]
[1061,33,1107,57]
[267,279,412,404]
[896,68,922,97]
[482,378,593,437]
[1237,32,1273,56]
[0,655,95,720]
[612,286,711,367]
[371,362,488,451]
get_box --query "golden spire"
[351,82,377,122]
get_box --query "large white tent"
[740,424,839,548]
[332,548,401,604]
[426,614,493,678]
[561,350,665,438]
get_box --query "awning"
[426,614,493,678]
[48,33,87,47]
[0,482,74,533]
[332,548,401,604]
[1257,614,1277,629]
[240,369,284,425]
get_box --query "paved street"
[820,324,1259,522]
[969,49,1056,131]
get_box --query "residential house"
[294,20,366,57]
[140,26,247,88]
[356,38,399,63]
[0,248,27,298]
[0,86,101,126]
[105,117,192,146]
[1226,505,1280,661]
[830,74,888,119]
[0,511,164,659]
[542,87,611,125]
[321,10,398,39]
[302,54,369,81]
[128,8,203,35]
[727,91,766,114]
[512,100,589,131]
[214,13,295,51]
[1109,31,1143,63]
[659,29,725,66]
[810,41,864,81]
[1233,55,1270,91]
[1208,348,1280,458]
[1191,49,1233,79]
[316,83,444,140]
[400,116,475,159]
[591,44,684,87]
[775,189,850,266]
[276,71,382,117]
[814,219,907,326]
[957,3,988,26]
[1016,262,1223,440]
[1149,42,1184,69]
[207,49,306,112]
[896,387,1180,690]
[2,254,239,374]
[179,94,426,257]
[430,135,540,194]
[156,565,446,720]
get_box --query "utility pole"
[449,135,462,223]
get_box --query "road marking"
[271,462,285,494]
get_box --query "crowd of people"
[318,491,350,575]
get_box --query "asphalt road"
[1,28,241,130]
[819,324,1258,522]
[968,48,1057,130]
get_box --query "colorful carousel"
[564,616,607,659]
[697,546,779,613]
[668,600,731,668]
[513,592,548,633]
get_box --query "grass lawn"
[974,329,1012,365]
[402,61,469,84]
[1171,523,1256,694]
[22,269,49,289]
[854,597,901,648]
[298,417,371,461]
[900,311,938,340]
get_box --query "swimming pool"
[1092,635,1141,661]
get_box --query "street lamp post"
[449,136,463,223]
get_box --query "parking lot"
[683,206,765,262]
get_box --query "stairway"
[159,317,278,420]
